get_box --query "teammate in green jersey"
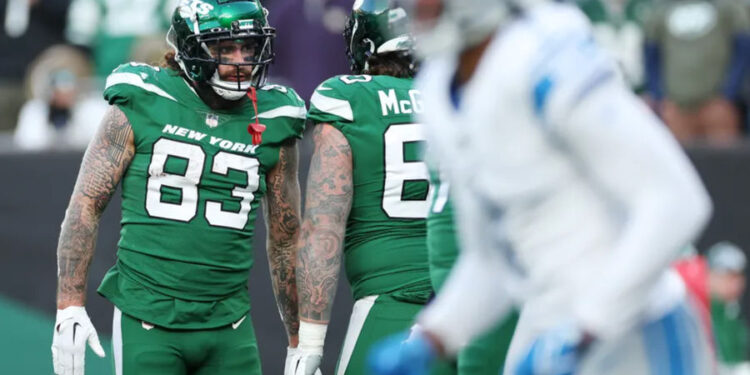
[428,170,519,375]
[288,2,447,375]
[52,1,305,374]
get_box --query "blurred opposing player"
[370,0,716,374]
[52,1,306,374]
[289,1,449,374]
[428,168,519,375]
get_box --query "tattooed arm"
[296,124,353,325]
[56,105,135,309]
[263,139,303,346]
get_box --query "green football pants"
[111,307,261,375]
[335,295,453,375]
[435,311,519,375]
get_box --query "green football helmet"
[343,0,414,74]
[167,0,275,100]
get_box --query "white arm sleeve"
[418,183,515,355]
[552,77,712,339]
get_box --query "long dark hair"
[363,51,417,78]
[161,50,183,74]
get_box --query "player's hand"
[514,325,592,375]
[285,347,323,375]
[52,306,106,375]
[368,329,437,375]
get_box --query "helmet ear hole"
[364,38,375,55]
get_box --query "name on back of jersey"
[378,89,423,117]
[162,124,259,155]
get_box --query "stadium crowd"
[2,0,750,149]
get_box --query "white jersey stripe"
[105,72,177,102]
[310,91,354,122]
[256,105,307,120]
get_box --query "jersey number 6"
[382,123,433,219]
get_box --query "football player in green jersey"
[428,170,519,375]
[52,1,306,374]
[289,1,448,375]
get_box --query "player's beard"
[211,65,255,101]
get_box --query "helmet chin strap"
[209,71,251,101]
[212,85,247,100]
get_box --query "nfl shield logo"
[205,113,219,128]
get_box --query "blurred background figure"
[577,0,652,92]
[644,0,750,145]
[14,44,105,151]
[64,0,179,81]
[0,0,71,134]
[709,241,750,375]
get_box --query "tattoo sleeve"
[56,105,135,309]
[263,139,303,341]
[296,124,353,324]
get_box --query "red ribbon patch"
[247,87,266,146]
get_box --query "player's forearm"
[265,142,302,340]
[296,124,352,324]
[419,249,514,356]
[267,239,301,340]
[419,185,515,355]
[560,83,712,337]
[56,105,134,309]
[296,223,344,324]
[576,182,711,338]
[56,198,103,309]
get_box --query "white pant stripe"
[337,296,377,375]
[112,307,123,375]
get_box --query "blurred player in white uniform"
[369,0,716,374]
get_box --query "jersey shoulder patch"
[104,62,179,105]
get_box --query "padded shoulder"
[307,75,377,125]
[103,62,180,105]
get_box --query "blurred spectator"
[674,245,713,335]
[577,0,652,91]
[709,241,750,375]
[14,45,106,151]
[65,0,179,81]
[644,0,750,145]
[0,0,70,131]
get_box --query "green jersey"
[97,62,306,329]
[426,170,458,292]
[307,74,433,301]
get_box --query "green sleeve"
[103,62,175,107]
[307,76,355,131]
[258,84,308,143]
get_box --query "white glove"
[285,347,323,375]
[52,306,106,375]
